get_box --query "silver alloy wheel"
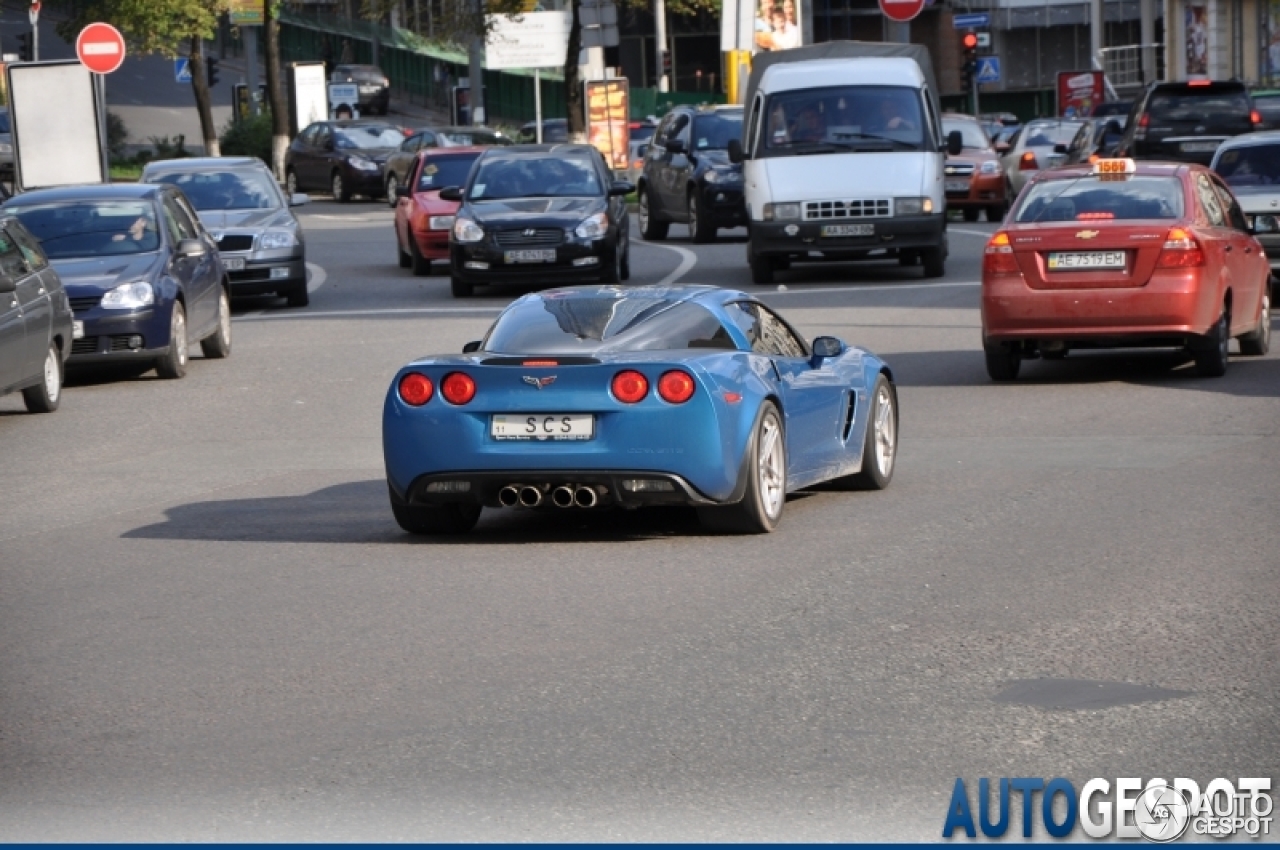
[286,171,298,195]
[638,191,650,231]
[174,308,187,367]
[1260,294,1271,349]
[42,346,59,403]
[386,174,398,208]
[688,193,698,233]
[217,291,231,346]
[757,414,784,519]
[332,173,343,200]
[873,384,896,477]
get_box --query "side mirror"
[438,186,463,202]
[176,238,206,259]
[462,340,482,353]
[946,130,964,156]
[609,180,635,197]
[1053,143,1070,154]
[0,276,15,294]
[665,138,686,155]
[727,138,744,164]
[637,144,648,158]
[323,139,336,151]
[995,142,1010,154]
[810,335,844,360]
[395,186,410,199]
[289,193,310,207]
[1252,214,1279,235]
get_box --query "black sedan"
[3,183,231,379]
[285,120,407,203]
[0,213,72,412]
[441,145,633,298]
[329,64,391,115]
[638,105,746,243]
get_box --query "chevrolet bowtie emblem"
[522,375,556,389]
[1076,230,1100,239]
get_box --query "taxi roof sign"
[1093,158,1136,175]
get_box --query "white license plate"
[1181,141,1220,152]
[1047,250,1127,270]
[504,249,556,264]
[945,179,971,193]
[491,413,595,441]
[72,320,84,340]
[821,223,874,237]
[223,257,246,271]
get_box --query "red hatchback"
[981,158,1272,380]
[394,147,484,276]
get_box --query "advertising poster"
[586,79,629,171]
[1057,70,1105,117]
[1185,2,1208,75]
[753,0,803,53]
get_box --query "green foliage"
[220,111,274,163]
[56,0,228,57]
[106,111,129,161]
[149,135,192,158]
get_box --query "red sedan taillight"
[399,372,433,405]
[1156,227,1205,268]
[440,372,477,405]
[1019,152,1038,171]
[983,231,1019,274]
[657,370,695,404]
[612,370,649,403]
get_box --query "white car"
[999,119,1089,197]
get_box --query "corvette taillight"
[1156,227,1205,268]
[399,372,433,405]
[983,231,1019,274]
[612,370,648,403]
[440,372,476,405]
[657,370,695,404]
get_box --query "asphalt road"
[1,203,1277,840]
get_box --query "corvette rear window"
[1014,176,1184,222]
[484,297,737,354]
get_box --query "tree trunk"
[564,0,584,138]
[188,36,221,157]
[264,2,290,181]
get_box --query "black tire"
[1238,291,1271,356]
[397,228,411,268]
[749,247,775,285]
[921,245,946,278]
[688,190,715,243]
[285,280,310,307]
[1192,310,1230,377]
[155,301,188,379]
[963,207,980,222]
[199,287,232,359]
[831,374,897,490]
[987,204,1007,223]
[450,273,474,297]
[385,173,400,209]
[391,495,482,535]
[21,342,62,413]
[984,340,1021,381]
[410,237,432,277]
[698,401,786,534]
[638,187,668,240]
[620,237,631,281]
[285,168,299,196]
[331,171,350,203]
[601,244,622,284]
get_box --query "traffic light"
[16,31,32,62]
[960,31,978,91]
[206,57,220,88]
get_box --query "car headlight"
[453,216,485,242]
[349,156,379,171]
[257,230,296,250]
[575,211,609,239]
[763,202,800,221]
[705,169,740,184]
[980,161,1002,175]
[428,215,456,231]
[100,281,155,310]
[895,197,934,216]
[0,143,11,154]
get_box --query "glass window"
[1148,92,1251,121]
[468,155,601,200]
[335,126,404,149]
[400,133,422,152]
[692,112,743,150]
[1195,174,1226,226]
[163,197,198,240]
[483,295,736,354]
[1014,176,1185,222]
[761,85,927,154]
[0,110,10,134]
[725,302,807,357]
[941,119,990,150]
[1213,144,1280,187]
[0,229,29,279]
[1210,176,1249,231]
[151,169,283,211]
[7,200,162,258]
[416,153,481,191]
[1021,121,1084,147]
[6,223,46,271]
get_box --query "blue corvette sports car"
[382,284,898,534]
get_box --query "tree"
[263,0,289,179]
[58,0,229,157]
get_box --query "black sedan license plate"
[821,223,874,237]
[1047,251,1126,270]
[504,249,556,264]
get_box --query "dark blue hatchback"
[3,183,231,378]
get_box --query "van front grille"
[804,199,891,220]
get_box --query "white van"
[729,52,961,283]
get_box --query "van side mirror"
[946,130,964,156]
[727,138,744,164]
[438,186,463,202]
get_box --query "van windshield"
[759,85,929,156]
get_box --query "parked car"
[435,126,513,147]
[1113,80,1261,165]
[382,284,898,535]
[516,118,568,143]
[329,64,391,115]
[638,105,746,243]
[3,183,231,379]
[393,146,485,276]
[0,108,12,184]
[442,144,633,297]
[383,127,450,208]
[1211,130,1280,283]
[625,119,660,183]
[142,156,311,307]
[998,119,1088,196]
[991,124,1020,154]
[940,113,1008,222]
[1249,88,1280,130]
[0,214,72,412]
[981,158,1271,380]
[285,120,406,203]
[1089,100,1132,126]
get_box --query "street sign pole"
[972,73,979,118]
[29,2,40,61]
[534,68,542,143]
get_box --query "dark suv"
[637,105,746,243]
[1114,81,1261,165]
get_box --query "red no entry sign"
[879,0,925,22]
[76,22,126,74]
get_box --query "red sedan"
[394,147,484,276]
[982,158,1272,380]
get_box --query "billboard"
[486,11,570,70]
[1057,70,1105,117]
[288,62,328,135]
[585,79,629,171]
[7,61,105,190]
[722,0,803,54]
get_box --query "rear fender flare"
[723,394,784,505]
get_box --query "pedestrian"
[340,38,354,65]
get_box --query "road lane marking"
[952,228,997,238]
[235,306,503,321]
[764,280,980,296]
[635,239,698,285]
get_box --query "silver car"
[0,108,13,184]
[1212,130,1280,280]
[141,157,310,307]
[999,119,1088,196]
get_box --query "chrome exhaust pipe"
[551,485,576,508]
[518,485,543,508]
[498,485,520,508]
[574,486,598,508]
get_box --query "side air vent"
[840,391,856,441]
